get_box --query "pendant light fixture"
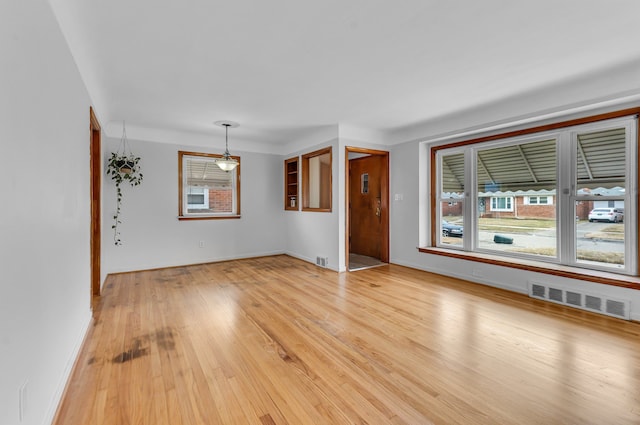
[214,120,239,171]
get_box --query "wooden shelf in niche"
[284,156,299,210]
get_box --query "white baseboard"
[104,250,288,276]
[389,258,526,294]
[285,251,340,272]
[43,309,92,425]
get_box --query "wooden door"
[349,155,384,259]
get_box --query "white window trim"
[525,195,553,205]
[490,196,513,212]
[187,187,209,210]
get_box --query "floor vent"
[316,256,328,267]
[528,281,630,320]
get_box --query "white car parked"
[588,207,624,223]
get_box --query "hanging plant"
[106,122,143,245]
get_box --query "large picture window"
[178,151,240,219]
[432,114,637,276]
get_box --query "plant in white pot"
[106,122,143,245]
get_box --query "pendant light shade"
[214,120,239,171]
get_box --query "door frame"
[345,146,389,270]
[90,107,101,300]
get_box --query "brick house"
[477,187,624,220]
[478,190,557,219]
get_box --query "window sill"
[418,247,640,290]
[178,215,241,221]
[301,208,332,213]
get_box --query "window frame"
[525,195,553,205]
[178,150,241,220]
[490,196,513,212]
[301,146,332,212]
[186,187,209,210]
[425,108,640,286]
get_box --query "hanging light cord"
[224,124,230,157]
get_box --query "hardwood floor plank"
[54,255,640,424]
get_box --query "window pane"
[576,201,625,269]
[440,201,463,246]
[185,157,235,214]
[477,139,557,257]
[440,152,464,246]
[575,126,627,270]
[576,127,626,192]
[441,152,465,195]
[361,173,369,194]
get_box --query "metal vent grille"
[548,287,563,303]
[531,284,546,298]
[585,295,602,311]
[528,281,629,320]
[566,291,582,307]
[606,300,626,318]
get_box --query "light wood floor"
[54,255,640,425]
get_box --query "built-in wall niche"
[302,146,332,212]
[284,156,299,210]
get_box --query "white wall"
[389,106,640,322]
[284,138,342,271]
[101,124,387,275]
[388,59,640,146]
[102,137,286,274]
[0,1,93,424]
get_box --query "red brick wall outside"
[209,188,233,212]
[441,201,463,217]
[516,196,555,219]
[481,196,556,219]
[473,197,594,220]
[576,200,594,220]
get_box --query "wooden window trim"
[426,107,640,287]
[178,150,241,220]
[302,146,332,212]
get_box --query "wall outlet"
[472,268,483,278]
[199,240,205,248]
[19,380,28,422]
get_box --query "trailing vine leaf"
[107,151,143,245]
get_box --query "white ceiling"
[49,0,640,147]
